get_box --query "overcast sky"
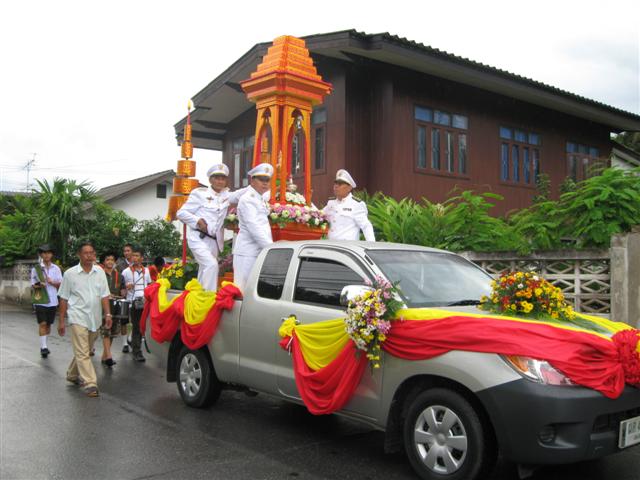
[1,0,638,193]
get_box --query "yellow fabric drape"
[183,279,218,326]
[155,278,181,313]
[397,308,630,342]
[279,317,350,371]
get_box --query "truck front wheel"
[403,388,496,480]
[176,346,222,408]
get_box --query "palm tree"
[29,178,98,264]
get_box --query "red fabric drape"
[140,283,241,350]
[384,315,640,399]
[180,284,242,350]
[286,331,368,415]
[140,283,187,343]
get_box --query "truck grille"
[593,407,640,433]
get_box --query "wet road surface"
[1,302,639,479]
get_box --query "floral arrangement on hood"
[479,271,576,322]
[345,276,403,369]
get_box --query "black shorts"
[35,305,57,325]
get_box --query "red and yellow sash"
[140,278,241,350]
[279,310,640,415]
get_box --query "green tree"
[0,193,36,266]
[28,178,98,264]
[134,217,181,260]
[614,132,640,154]
[84,202,138,258]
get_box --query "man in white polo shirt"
[58,241,111,398]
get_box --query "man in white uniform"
[232,163,274,291]
[177,163,248,291]
[325,169,375,242]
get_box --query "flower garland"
[344,276,403,368]
[269,202,329,229]
[479,271,576,322]
[224,203,330,230]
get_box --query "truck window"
[257,248,294,300]
[294,257,365,307]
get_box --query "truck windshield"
[366,250,492,308]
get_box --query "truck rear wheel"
[403,388,495,480]
[176,346,221,408]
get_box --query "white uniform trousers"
[189,238,220,291]
[233,254,257,292]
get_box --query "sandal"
[101,358,116,367]
[85,387,99,397]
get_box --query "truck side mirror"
[340,285,374,307]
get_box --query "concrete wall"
[611,230,640,328]
[0,260,33,304]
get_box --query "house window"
[458,134,467,174]
[499,126,541,185]
[512,145,520,182]
[501,143,509,181]
[445,131,454,173]
[415,105,468,177]
[232,136,254,188]
[311,108,326,172]
[417,126,427,168]
[566,142,603,181]
[156,184,167,199]
[431,129,440,170]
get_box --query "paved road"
[1,302,638,480]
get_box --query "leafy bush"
[365,167,640,253]
[134,217,182,260]
[557,167,640,247]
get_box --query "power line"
[23,153,37,191]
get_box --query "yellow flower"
[534,288,543,296]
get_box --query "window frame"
[565,141,604,182]
[257,248,294,301]
[231,135,255,188]
[311,108,327,174]
[292,249,371,309]
[498,125,541,188]
[156,183,167,199]
[414,105,470,180]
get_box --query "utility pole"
[24,153,36,192]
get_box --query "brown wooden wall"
[222,56,613,214]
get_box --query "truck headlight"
[502,355,576,386]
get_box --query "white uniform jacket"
[233,186,273,257]
[325,193,375,242]
[177,186,248,251]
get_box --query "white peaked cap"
[206,163,229,177]
[248,163,274,178]
[335,169,356,188]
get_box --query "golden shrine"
[168,35,333,256]
[241,35,332,205]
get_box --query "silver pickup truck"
[147,241,640,480]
